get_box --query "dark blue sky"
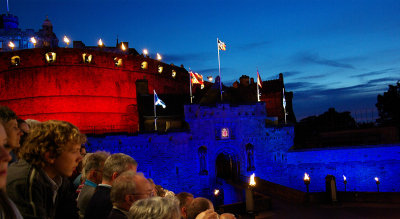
[10,0,400,120]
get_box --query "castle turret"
[36,16,59,48]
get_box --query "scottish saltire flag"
[154,90,166,108]
[218,39,226,51]
[283,88,286,109]
[257,70,262,88]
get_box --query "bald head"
[187,197,214,219]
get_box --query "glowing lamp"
[121,43,126,51]
[303,173,310,183]
[157,53,162,61]
[303,173,310,193]
[98,39,104,47]
[375,177,380,192]
[249,173,256,187]
[143,49,148,56]
[8,41,15,50]
[207,76,213,82]
[64,36,70,47]
[214,189,220,196]
[343,175,347,192]
[30,37,37,47]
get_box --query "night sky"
[10,0,400,120]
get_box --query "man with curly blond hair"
[6,120,87,219]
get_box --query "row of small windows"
[10,53,177,78]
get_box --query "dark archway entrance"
[216,153,240,182]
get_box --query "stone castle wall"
[86,103,400,204]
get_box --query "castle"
[1,14,400,205]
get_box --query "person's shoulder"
[7,160,34,183]
[107,208,127,219]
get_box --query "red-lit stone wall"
[0,48,189,133]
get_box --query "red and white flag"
[257,70,262,88]
[190,71,204,86]
[218,39,226,51]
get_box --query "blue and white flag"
[283,88,286,109]
[154,90,166,108]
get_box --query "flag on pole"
[257,70,262,88]
[283,88,286,109]
[218,39,226,51]
[190,71,204,86]
[154,90,166,108]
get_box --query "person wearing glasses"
[108,171,152,219]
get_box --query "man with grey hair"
[77,151,110,218]
[84,153,137,219]
[129,196,181,219]
[108,171,152,219]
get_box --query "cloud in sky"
[233,40,270,52]
[285,82,315,91]
[281,71,302,78]
[297,52,355,69]
[367,77,399,84]
[163,52,212,65]
[352,68,395,78]
[295,74,327,80]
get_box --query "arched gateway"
[215,153,240,182]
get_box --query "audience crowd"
[0,105,237,219]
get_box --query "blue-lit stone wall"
[286,144,400,192]
[86,102,400,204]
[87,103,294,204]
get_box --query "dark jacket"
[6,160,78,219]
[107,208,127,219]
[84,185,112,219]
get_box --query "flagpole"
[217,38,222,101]
[257,68,260,102]
[189,69,193,104]
[154,90,157,131]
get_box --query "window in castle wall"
[198,146,208,175]
[141,61,148,69]
[172,70,176,78]
[221,128,230,139]
[114,57,123,67]
[82,53,93,63]
[158,65,163,73]
[11,56,20,66]
[45,52,56,63]
[246,143,255,171]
